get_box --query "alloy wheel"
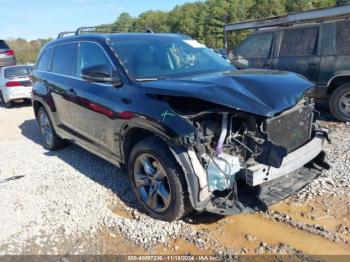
[39,111,53,147]
[133,153,172,213]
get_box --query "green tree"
[168,2,208,42]
[249,0,286,19]
[285,0,335,12]
[134,10,170,32]
[113,12,135,31]
[7,38,52,64]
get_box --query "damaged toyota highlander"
[32,28,330,221]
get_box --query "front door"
[273,26,321,84]
[232,32,274,69]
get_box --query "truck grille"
[265,104,313,153]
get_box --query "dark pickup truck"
[229,11,350,122]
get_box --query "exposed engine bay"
[171,99,330,214]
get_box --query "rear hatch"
[4,66,32,93]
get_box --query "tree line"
[7,0,350,64]
[6,38,52,64]
[108,0,345,48]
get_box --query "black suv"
[231,19,350,122]
[32,28,329,221]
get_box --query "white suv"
[0,65,33,108]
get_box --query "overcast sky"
[0,0,197,40]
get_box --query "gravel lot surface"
[0,104,349,258]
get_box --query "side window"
[52,43,77,76]
[336,21,350,55]
[76,42,113,77]
[235,33,273,59]
[280,27,319,57]
[37,48,54,71]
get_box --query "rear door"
[273,26,321,83]
[48,42,78,131]
[232,32,274,69]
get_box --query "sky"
[0,0,198,40]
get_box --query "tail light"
[5,81,21,87]
[5,49,15,56]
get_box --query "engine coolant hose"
[216,113,228,156]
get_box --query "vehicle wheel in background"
[128,137,191,221]
[37,107,69,150]
[0,92,11,108]
[330,83,350,122]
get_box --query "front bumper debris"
[246,135,325,187]
[258,151,329,206]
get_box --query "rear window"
[52,43,76,76]
[37,48,54,71]
[0,40,9,49]
[4,66,31,79]
[280,27,319,57]
[235,33,273,59]
[336,21,350,55]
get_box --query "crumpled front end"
[169,100,330,215]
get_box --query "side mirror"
[81,65,122,87]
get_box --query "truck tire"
[329,83,350,122]
[128,137,191,221]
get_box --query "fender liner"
[169,145,210,211]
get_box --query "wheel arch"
[327,73,350,95]
[120,125,207,212]
[33,100,44,118]
[120,125,171,166]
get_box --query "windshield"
[4,66,31,79]
[110,38,235,80]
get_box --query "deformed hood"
[140,69,314,117]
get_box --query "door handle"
[67,88,77,98]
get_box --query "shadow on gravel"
[19,119,140,212]
[315,102,339,122]
[0,176,25,184]
[184,212,225,224]
[19,119,43,144]
[0,99,32,109]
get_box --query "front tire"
[329,83,350,122]
[128,138,191,221]
[37,107,68,150]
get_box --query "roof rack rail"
[75,25,154,35]
[57,25,154,39]
[57,31,76,39]
[224,4,350,32]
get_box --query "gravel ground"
[0,104,349,257]
[295,121,350,201]
[0,105,192,254]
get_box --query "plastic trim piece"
[247,135,324,186]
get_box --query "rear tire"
[0,92,11,108]
[37,107,69,151]
[128,137,191,221]
[330,83,350,122]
